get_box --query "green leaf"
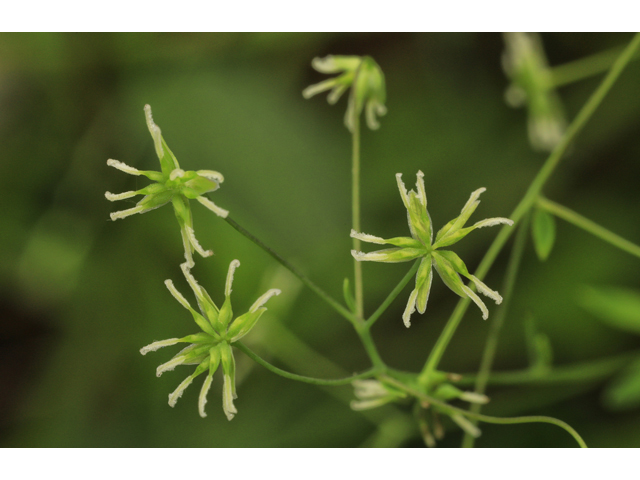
[532,207,556,261]
[524,315,553,374]
[577,286,640,335]
[602,357,640,411]
[342,278,357,314]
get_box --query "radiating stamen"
[225,260,241,297]
[168,376,194,407]
[416,170,427,207]
[350,230,386,244]
[110,205,145,221]
[395,173,410,209]
[402,288,419,328]
[461,285,489,320]
[469,276,503,304]
[196,196,229,218]
[198,374,214,418]
[250,289,281,313]
[196,170,224,184]
[140,338,180,355]
[164,280,193,310]
[107,159,141,176]
[187,226,213,258]
[105,191,138,201]
[156,355,188,377]
[222,374,238,421]
[144,104,164,159]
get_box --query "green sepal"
[137,189,175,211]
[138,170,167,182]
[219,342,237,397]
[227,308,266,342]
[189,309,220,338]
[415,256,433,312]
[181,332,218,345]
[158,136,180,177]
[433,383,463,401]
[171,343,213,365]
[208,345,222,376]
[407,192,432,246]
[434,250,470,277]
[199,290,221,330]
[432,251,466,298]
[364,247,425,263]
[138,182,170,196]
[218,295,234,329]
[435,201,480,246]
[171,195,192,227]
[382,236,424,249]
[182,174,220,199]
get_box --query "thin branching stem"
[419,32,640,385]
[537,196,640,260]
[352,73,364,322]
[234,341,379,385]
[381,375,587,448]
[366,260,420,328]
[461,214,530,448]
[223,215,357,325]
[457,349,640,387]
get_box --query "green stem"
[234,341,378,386]
[537,196,640,260]
[352,108,364,321]
[224,215,357,325]
[418,32,640,385]
[550,44,640,88]
[461,213,530,448]
[456,349,639,387]
[366,260,420,328]
[381,375,587,448]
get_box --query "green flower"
[106,104,228,267]
[351,171,513,327]
[303,55,387,132]
[140,260,281,420]
[502,32,566,152]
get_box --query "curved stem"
[462,213,530,448]
[537,196,640,260]
[456,349,639,387]
[418,32,640,385]
[366,260,420,328]
[234,341,378,386]
[550,44,640,88]
[381,375,587,448]
[224,215,357,325]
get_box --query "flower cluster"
[502,32,566,152]
[106,105,228,267]
[140,260,280,420]
[351,171,513,327]
[303,55,387,132]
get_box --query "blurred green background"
[1,32,639,447]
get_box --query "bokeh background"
[1,32,639,447]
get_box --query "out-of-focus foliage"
[1,33,640,447]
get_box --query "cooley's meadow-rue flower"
[302,55,387,132]
[502,32,566,152]
[140,260,281,420]
[351,171,513,327]
[106,105,228,267]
